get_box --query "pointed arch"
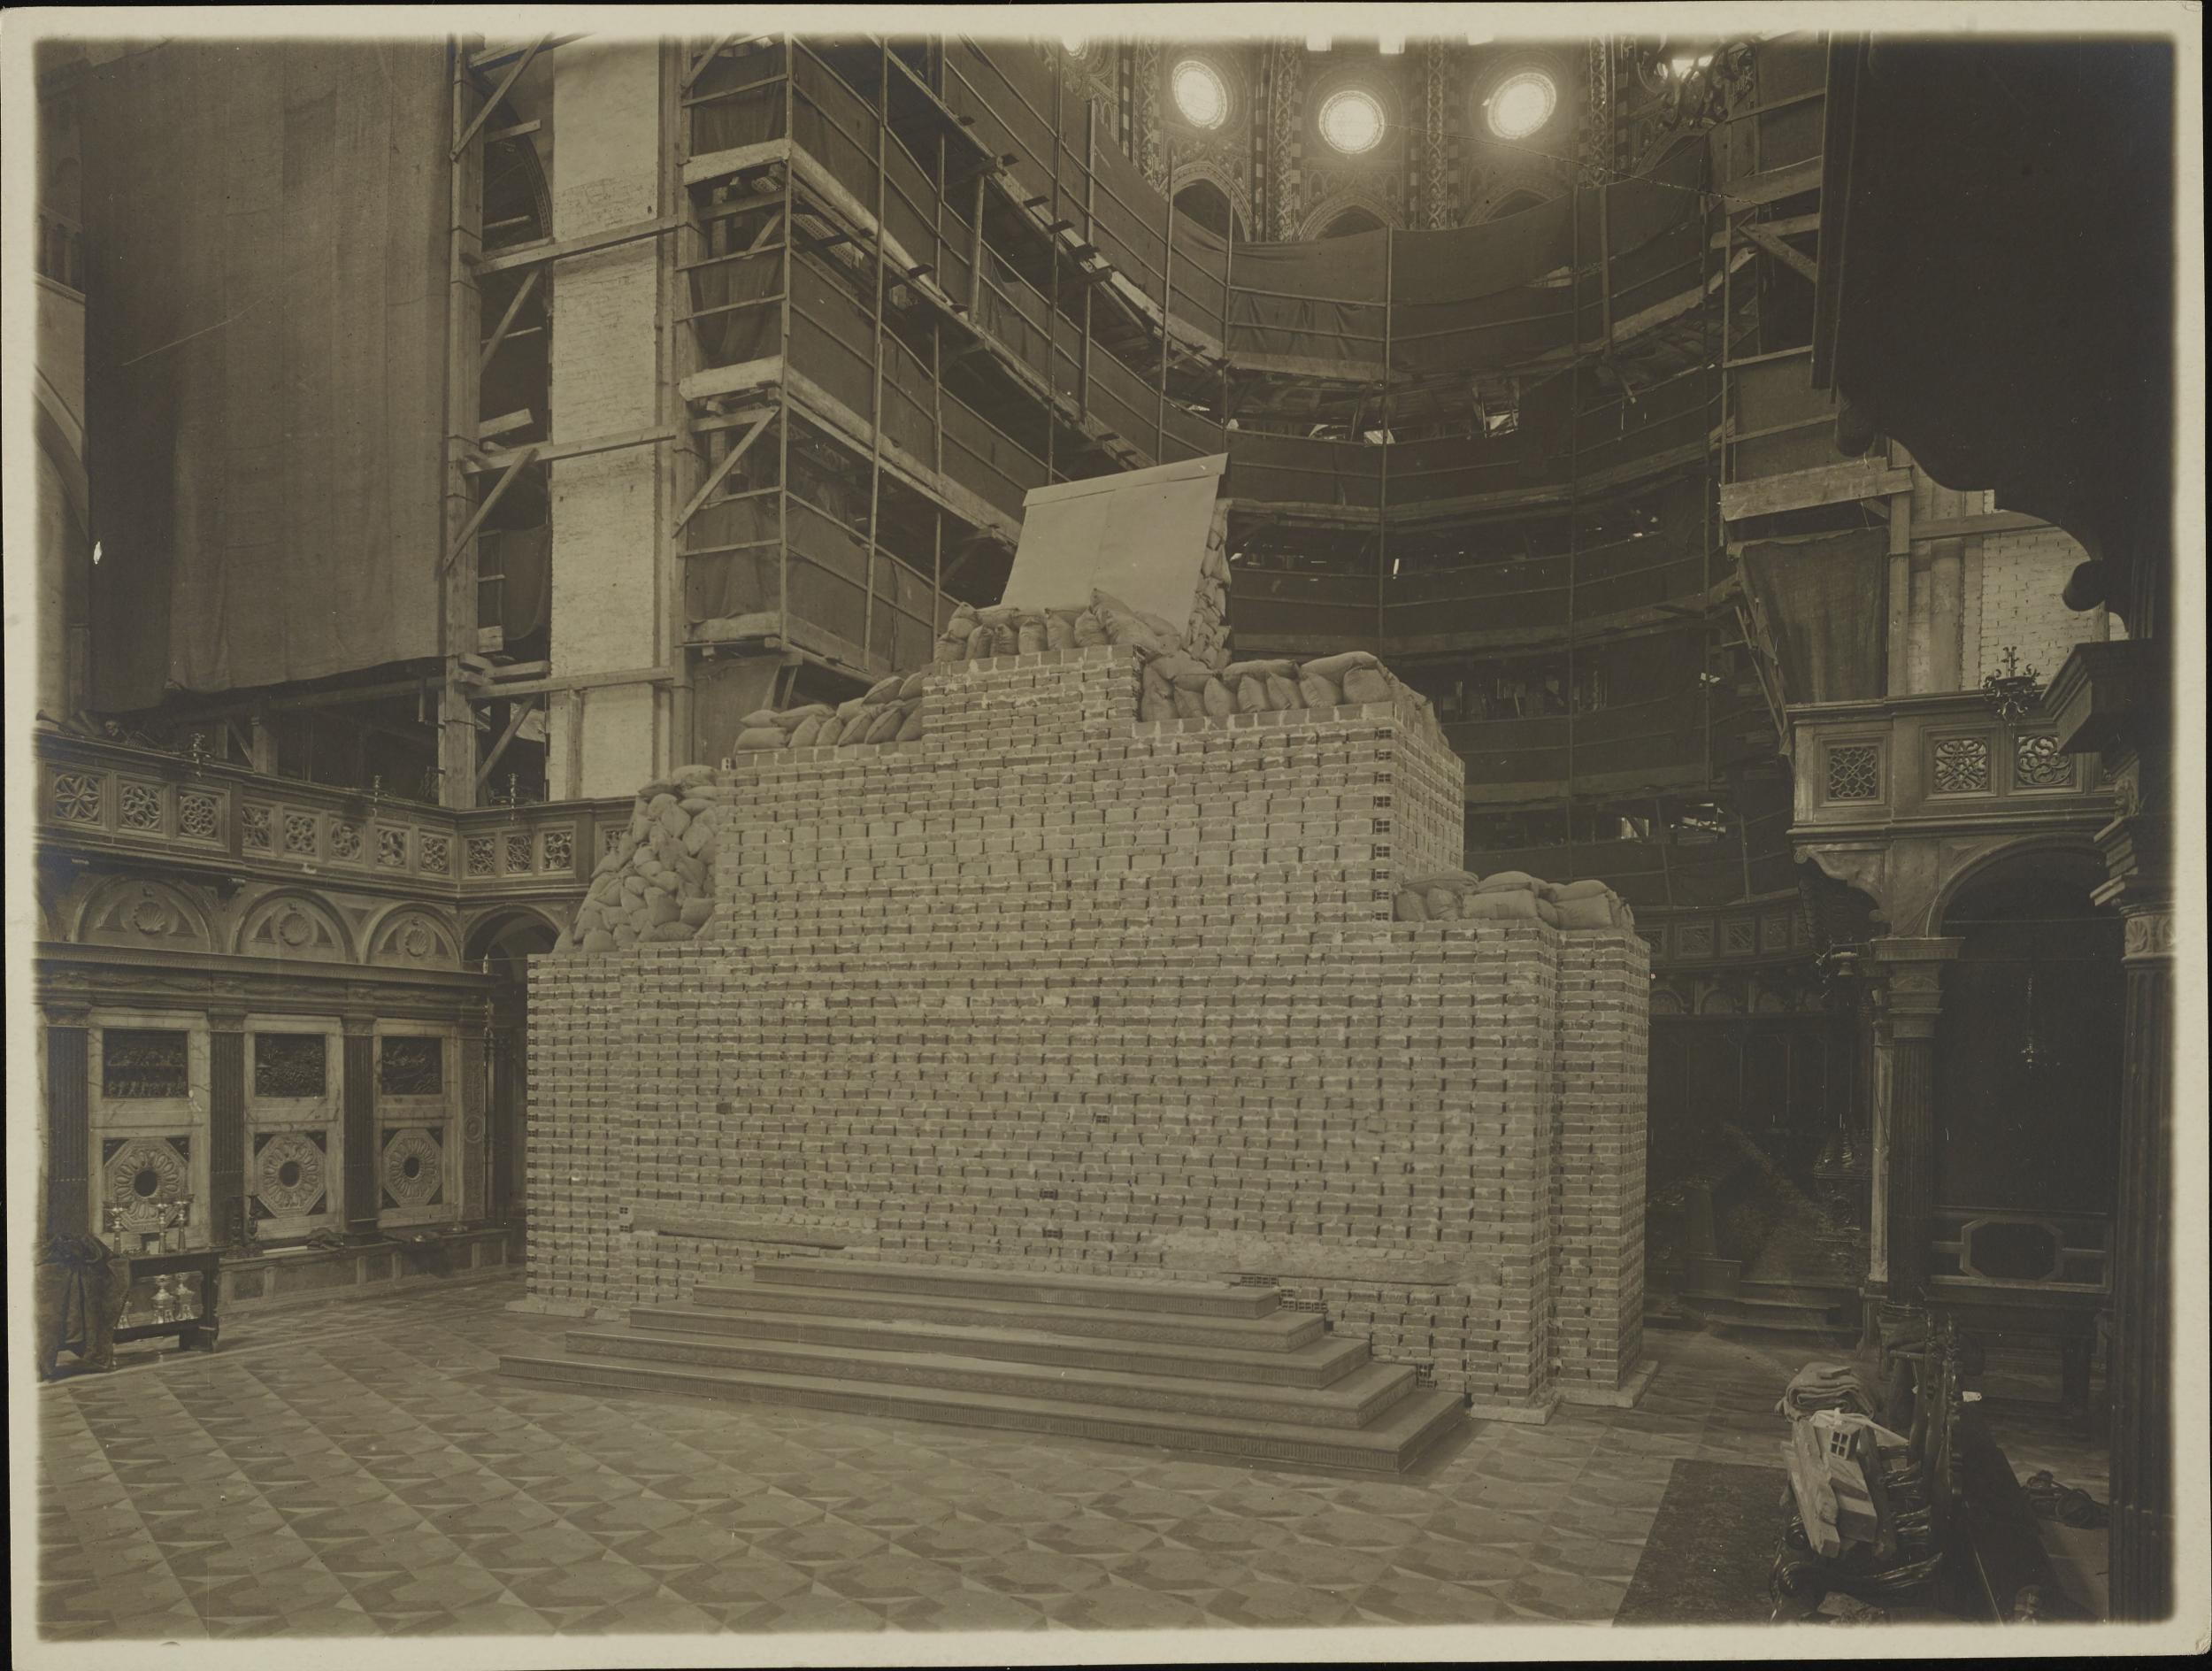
[1295,189,1401,243]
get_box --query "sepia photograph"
[4,4,2203,1663]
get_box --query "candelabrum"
[1981,645,2044,725]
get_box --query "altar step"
[501,1258,1464,1474]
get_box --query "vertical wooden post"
[775,41,795,645]
[441,35,487,807]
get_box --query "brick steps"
[503,1258,1463,1473]
[687,1277,1326,1351]
[563,1328,1420,1428]
[624,1305,1374,1387]
[745,1257,1282,1317]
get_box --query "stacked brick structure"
[528,646,1649,1417]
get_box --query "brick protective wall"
[529,646,1647,1412]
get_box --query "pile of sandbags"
[1136,647,1397,724]
[726,672,926,753]
[931,587,1218,670]
[1182,520,1233,667]
[1392,869,1635,932]
[560,765,721,954]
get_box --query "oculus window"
[1317,87,1386,155]
[1171,58,1231,130]
[1485,69,1558,141]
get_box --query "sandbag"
[1341,666,1392,705]
[1475,870,1542,894]
[736,707,781,729]
[965,625,997,660]
[895,705,926,743]
[1265,674,1303,712]
[836,695,870,721]
[1298,673,1341,708]
[1171,686,1205,720]
[1221,658,1297,683]
[814,716,845,747]
[1409,869,1483,892]
[1072,608,1109,647]
[1152,652,1210,691]
[1016,617,1047,655]
[864,705,905,743]
[1201,678,1235,719]
[1138,689,1177,724]
[679,897,716,928]
[647,921,695,943]
[975,603,1021,627]
[898,671,928,700]
[1462,891,1542,920]
[1552,895,1615,930]
[1394,889,1429,922]
[1044,612,1076,651]
[1236,675,1268,713]
[1301,651,1380,681]
[836,715,871,744]
[773,703,832,729]
[1548,878,1612,901]
[580,928,616,953]
[789,716,827,749]
[733,726,787,751]
[673,763,714,787]
[1424,886,1461,921]
[864,674,903,705]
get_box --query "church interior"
[19,20,2191,1647]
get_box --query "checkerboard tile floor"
[32,1277,2099,1638]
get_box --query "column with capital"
[1865,936,1962,1305]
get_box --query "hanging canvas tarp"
[80,40,452,709]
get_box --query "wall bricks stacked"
[529,645,1647,1411]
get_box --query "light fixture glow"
[1317,88,1386,155]
[1170,58,1230,130]
[1485,69,1557,141]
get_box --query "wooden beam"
[467,35,583,74]
[1737,219,1819,285]
[1721,156,1824,211]
[454,35,552,160]
[682,32,743,92]
[467,664,677,700]
[442,446,540,573]
[478,266,543,373]
[1719,458,1912,522]
[676,411,774,529]
[485,119,541,143]
[466,425,673,473]
[473,697,540,788]
[468,214,682,277]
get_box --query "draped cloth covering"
[80,40,452,709]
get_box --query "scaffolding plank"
[1718,459,1910,521]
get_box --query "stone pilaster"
[42,995,92,1239]
[341,1016,380,1242]
[207,1009,247,1248]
